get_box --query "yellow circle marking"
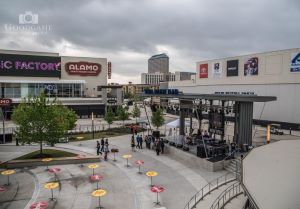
[88,164,99,169]
[1,170,16,175]
[44,182,59,189]
[122,154,132,159]
[42,158,53,162]
[92,189,107,197]
[146,171,158,177]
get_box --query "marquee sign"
[0,53,61,77]
[65,62,101,76]
[0,98,12,107]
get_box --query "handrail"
[183,172,236,209]
[210,181,243,209]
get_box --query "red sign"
[90,174,103,182]
[30,201,48,209]
[199,64,208,78]
[108,62,112,79]
[65,62,101,76]
[0,98,12,107]
[151,185,165,193]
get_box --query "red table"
[30,201,48,209]
[90,174,103,189]
[151,185,165,205]
[135,160,144,174]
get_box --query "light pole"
[0,108,5,144]
[92,112,95,139]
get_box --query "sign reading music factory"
[0,53,61,77]
[65,62,101,76]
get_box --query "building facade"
[175,71,196,81]
[148,53,169,74]
[0,49,109,118]
[169,48,300,128]
[122,82,159,96]
[141,72,175,85]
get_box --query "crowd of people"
[96,138,110,161]
[131,134,165,155]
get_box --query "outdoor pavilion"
[141,92,277,147]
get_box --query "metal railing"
[210,181,243,209]
[183,172,236,209]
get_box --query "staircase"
[223,194,248,209]
[224,158,241,175]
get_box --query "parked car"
[59,137,69,143]
[270,124,284,135]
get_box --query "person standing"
[104,138,109,161]
[131,136,136,152]
[100,138,105,152]
[155,138,161,156]
[160,139,165,154]
[96,141,101,155]
[140,135,143,149]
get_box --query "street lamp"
[92,112,95,139]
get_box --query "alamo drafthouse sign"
[65,62,101,76]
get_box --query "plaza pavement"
[0,134,227,209]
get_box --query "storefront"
[0,49,109,119]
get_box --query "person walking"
[160,139,165,154]
[155,138,161,156]
[100,138,105,152]
[135,134,140,149]
[96,141,101,155]
[104,139,109,161]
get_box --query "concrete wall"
[243,140,300,209]
[165,145,230,172]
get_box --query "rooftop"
[149,53,169,59]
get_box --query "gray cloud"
[0,0,299,83]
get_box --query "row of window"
[0,83,83,98]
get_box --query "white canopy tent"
[166,119,191,128]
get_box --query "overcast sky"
[0,0,299,83]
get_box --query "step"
[194,181,237,209]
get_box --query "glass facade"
[1,83,83,98]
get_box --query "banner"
[108,62,112,79]
[212,62,222,78]
[227,60,239,76]
[199,63,208,78]
[0,53,61,77]
[244,57,258,76]
[291,52,300,72]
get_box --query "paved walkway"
[55,134,227,209]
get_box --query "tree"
[151,108,165,130]
[12,93,77,156]
[116,106,129,126]
[104,106,115,129]
[132,104,141,124]
[124,92,134,99]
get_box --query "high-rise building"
[148,53,169,74]
[141,72,175,84]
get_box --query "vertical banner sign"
[108,62,112,79]
[199,63,208,78]
[291,52,300,72]
[227,60,239,76]
[212,62,222,78]
[244,57,258,76]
